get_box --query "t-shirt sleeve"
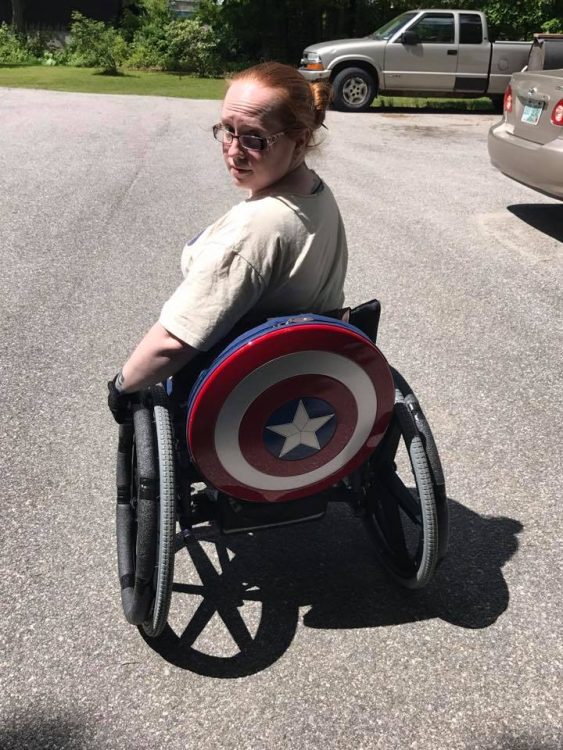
[159,241,267,351]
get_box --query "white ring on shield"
[213,350,377,491]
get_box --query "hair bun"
[310,80,332,128]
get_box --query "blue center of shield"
[264,397,337,461]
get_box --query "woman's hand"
[107,374,138,424]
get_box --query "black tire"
[390,368,449,563]
[332,67,376,112]
[141,384,177,638]
[115,386,176,637]
[490,94,504,114]
[364,386,439,589]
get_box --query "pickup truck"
[299,9,532,112]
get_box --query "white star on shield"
[266,400,335,457]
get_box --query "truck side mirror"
[401,30,418,45]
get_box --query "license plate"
[521,101,543,125]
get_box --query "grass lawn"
[0,64,496,110]
[0,64,227,98]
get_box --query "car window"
[412,13,455,44]
[371,12,418,41]
[460,14,483,44]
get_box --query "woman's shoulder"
[206,196,289,226]
[222,196,303,236]
[189,199,293,264]
[203,184,339,249]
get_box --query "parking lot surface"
[1,88,561,750]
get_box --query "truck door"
[384,12,457,91]
[455,13,489,94]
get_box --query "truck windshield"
[370,12,418,40]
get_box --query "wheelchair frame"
[115,302,449,638]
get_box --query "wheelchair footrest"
[218,493,328,534]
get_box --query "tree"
[484,0,563,39]
[10,0,25,33]
[206,0,393,64]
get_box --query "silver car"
[488,68,563,200]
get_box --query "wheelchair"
[115,300,449,638]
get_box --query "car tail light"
[504,84,513,113]
[551,99,563,126]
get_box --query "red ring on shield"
[187,322,394,502]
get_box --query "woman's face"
[219,80,303,196]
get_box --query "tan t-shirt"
[159,180,348,351]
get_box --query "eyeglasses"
[212,123,285,152]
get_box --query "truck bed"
[489,41,531,94]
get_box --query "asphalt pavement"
[0,87,561,750]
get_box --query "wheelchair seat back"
[187,314,394,503]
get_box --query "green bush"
[41,48,69,66]
[195,0,254,71]
[25,31,53,59]
[127,16,223,75]
[0,22,37,63]
[126,24,171,69]
[67,11,128,74]
[125,0,174,69]
[166,19,222,75]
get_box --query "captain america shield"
[187,317,394,502]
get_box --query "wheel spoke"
[216,542,233,574]
[218,605,254,652]
[180,598,218,647]
[378,415,402,461]
[381,468,422,526]
[188,538,224,584]
[371,480,409,560]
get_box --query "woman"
[108,62,348,421]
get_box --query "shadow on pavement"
[142,499,522,678]
[0,715,87,750]
[483,732,562,750]
[508,203,563,243]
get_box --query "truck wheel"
[332,67,376,112]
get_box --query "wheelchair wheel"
[115,385,176,637]
[391,368,449,562]
[142,385,177,637]
[364,383,440,589]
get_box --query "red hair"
[230,62,331,144]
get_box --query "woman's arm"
[119,322,198,393]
